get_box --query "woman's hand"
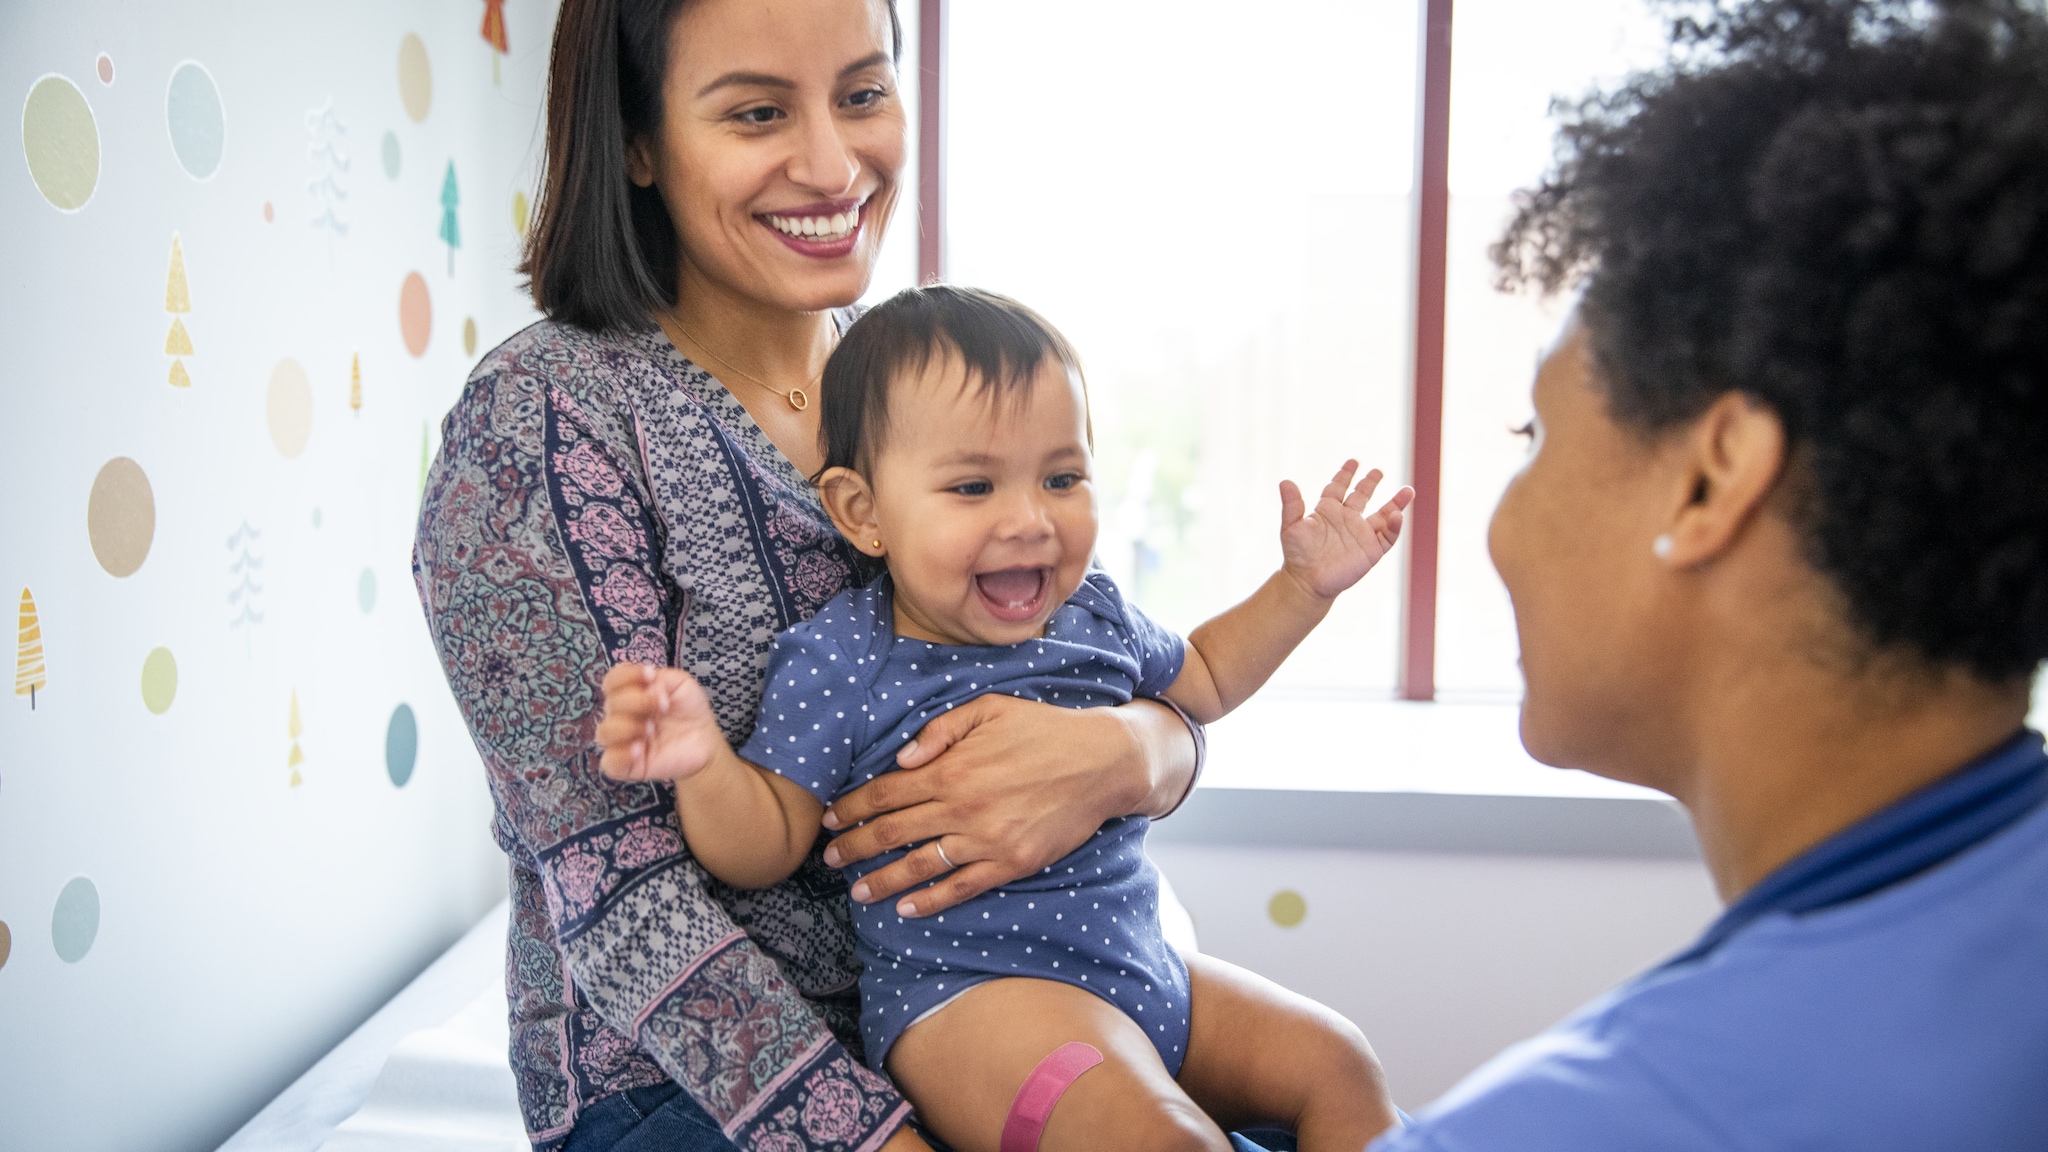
[820,693,1197,917]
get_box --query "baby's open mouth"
[974,567,1050,624]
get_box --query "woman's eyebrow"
[695,54,891,100]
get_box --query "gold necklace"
[663,310,826,413]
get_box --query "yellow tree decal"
[16,588,46,709]
[165,234,193,388]
[287,689,306,786]
[349,353,362,415]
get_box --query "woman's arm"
[816,693,1200,916]
[415,358,911,1150]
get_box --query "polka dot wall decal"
[52,876,99,963]
[266,358,313,458]
[399,271,431,357]
[21,74,100,211]
[95,54,114,85]
[165,61,224,181]
[463,316,477,357]
[380,129,400,179]
[0,920,10,973]
[511,189,529,237]
[386,703,417,787]
[87,457,155,578]
[1267,890,1306,928]
[357,567,377,613]
[398,33,432,123]
[311,507,323,528]
[263,200,273,222]
[140,646,177,714]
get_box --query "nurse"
[1376,0,2048,1147]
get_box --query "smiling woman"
[417,4,1217,1152]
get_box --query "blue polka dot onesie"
[738,571,1193,1074]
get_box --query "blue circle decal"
[52,876,100,963]
[386,703,417,787]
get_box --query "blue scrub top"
[1373,731,2048,1151]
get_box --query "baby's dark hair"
[1496,0,2048,682]
[818,285,1085,477]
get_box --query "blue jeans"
[561,1082,1299,1152]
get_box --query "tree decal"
[440,160,461,275]
[350,352,362,416]
[16,588,46,709]
[226,521,264,650]
[305,98,350,260]
[287,688,305,787]
[481,0,510,85]
[165,234,193,388]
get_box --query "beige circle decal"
[87,457,155,577]
[398,33,432,123]
[141,646,178,714]
[399,272,432,357]
[267,358,313,458]
[22,74,100,211]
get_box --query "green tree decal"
[440,161,461,275]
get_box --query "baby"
[600,286,1410,1152]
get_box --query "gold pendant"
[788,388,810,411]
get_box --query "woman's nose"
[788,109,859,197]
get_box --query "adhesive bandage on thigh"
[998,1041,1104,1152]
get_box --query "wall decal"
[141,646,178,714]
[16,588,46,708]
[165,233,193,387]
[1267,890,1307,928]
[267,358,313,458]
[51,876,99,963]
[357,566,377,613]
[439,160,461,274]
[349,352,362,415]
[311,507,323,528]
[399,271,431,356]
[262,200,273,223]
[481,0,510,85]
[463,316,477,357]
[386,703,417,787]
[398,33,432,123]
[95,54,114,85]
[88,457,155,578]
[226,521,264,641]
[511,188,529,237]
[22,74,100,211]
[165,61,224,181]
[419,421,431,494]
[287,688,305,786]
[0,920,11,973]
[304,99,349,249]
[380,129,400,179]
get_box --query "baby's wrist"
[1276,564,1338,610]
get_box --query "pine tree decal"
[305,99,350,262]
[287,689,305,787]
[440,161,461,275]
[350,353,362,416]
[165,234,193,388]
[481,0,510,86]
[226,521,265,651]
[15,588,46,709]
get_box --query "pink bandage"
[998,1041,1104,1152]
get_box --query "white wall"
[0,4,553,1148]
[1152,844,1722,1110]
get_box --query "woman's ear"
[1655,393,1787,568]
[625,133,657,189]
[818,467,885,557]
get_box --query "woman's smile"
[760,195,869,256]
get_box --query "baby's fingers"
[1342,467,1386,513]
[1320,459,1361,504]
[1278,478,1306,529]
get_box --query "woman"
[411,3,1233,1151]
[1374,1,2048,1147]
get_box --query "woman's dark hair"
[818,285,1087,478]
[1497,0,2048,681]
[523,0,902,333]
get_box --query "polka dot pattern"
[738,571,1192,1072]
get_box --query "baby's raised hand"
[597,663,726,784]
[1278,460,1415,600]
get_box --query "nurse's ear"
[819,467,886,558]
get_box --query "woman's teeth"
[767,203,861,240]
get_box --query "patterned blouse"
[412,318,910,1152]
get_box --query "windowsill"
[1154,696,1702,860]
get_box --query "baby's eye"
[951,480,993,497]
[1044,473,1083,491]
[1510,419,1537,443]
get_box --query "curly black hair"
[1497,0,2048,682]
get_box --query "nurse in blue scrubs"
[1373,1,2048,1148]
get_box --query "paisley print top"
[412,319,908,1152]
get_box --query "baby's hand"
[597,663,726,783]
[1278,461,1415,600]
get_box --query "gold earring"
[871,539,883,550]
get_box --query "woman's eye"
[735,105,783,126]
[844,86,889,109]
[1045,473,1082,491]
[952,480,992,497]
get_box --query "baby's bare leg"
[1176,953,1398,1152]
[886,976,1231,1152]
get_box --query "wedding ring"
[933,840,957,870]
